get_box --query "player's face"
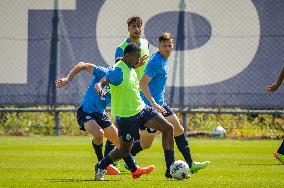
[128,22,142,40]
[128,51,141,68]
[158,39,174,58]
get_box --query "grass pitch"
[0,136,283,188]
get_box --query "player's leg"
[95,116,155,180]
[77,107,104,162]
[95,138,133,180]
[110,136,154,179]
[164,105,209,174]
[104,121,119,167]
[84,120,105,161]
[115,116,155,176]
[84,114,120,175]
[103,124,120,148]
[166,113,192,164]
[102,123,123,172]
[95,113,125,174]
[141,106,175,176]
[130,129,156,157]
[140,129,156,150]
[274,139,284,164]
[123,128,155,170]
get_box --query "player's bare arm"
[267,66,284,92]
[140,74,166,114]
[55,62,95,88]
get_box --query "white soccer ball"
[212,126,226,138]
[170,160,189,180]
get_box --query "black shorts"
[133,105,175,139]
[162,105,175,117]
[76,107,112,131]
[116,106,159,142]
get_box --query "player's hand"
[136,55,149,68]
[151,102,167,115]
[55,77,69,88]
[266,83,279,92]
[94,83,106,97]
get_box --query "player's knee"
[92,135,103,144]
[141,141,152,149]
[165,123,174,134]
[175,126,184,135]
[94,129,104,141]
[119,147,131,158]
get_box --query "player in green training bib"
[115,16,149,81]
[113,16,155,169]
[94,44,176,181]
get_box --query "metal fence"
[1,107,283,136]
[1,0,284,129]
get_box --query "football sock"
[122,154,137,172]
[92,141,103,161]
[175,134,193,168]
[277,139,284,155]
[104,139,115,157]
[130,140,143,156]
[97,155,113,170]
[164,149,175,170]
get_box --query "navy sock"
[277,139,284,155]
[130,140,143,156]
[92,141,103,161]
[175,134,193,168]
[123,154,137,173]
[104,139,115,157]
[164,150,175,171]
[97,155,113,170]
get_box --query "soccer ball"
[170,160,189,180]
[212,126,226,138]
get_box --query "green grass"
[0,136,283,188]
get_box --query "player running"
[139,32,210,178]
[266,65,284,164]
[55,61,154,179]
[113,16,156,168]
[95,44,175,180]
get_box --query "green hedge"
[0,111,283,138]
[182,113,284,139]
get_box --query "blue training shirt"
[140,52,168,106]
[115,38,133,61]
[105,66,124,86]
[80,66,111,114]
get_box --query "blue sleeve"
[105,67,123,86]
[92,66,108,80]
[115,47,124,62]
[145,59,158,78]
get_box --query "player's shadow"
[238,163,282,166]
[45,178,120,182]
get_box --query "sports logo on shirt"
[103,86,110,93]
[125,134,132,141]
[85,116,92,120]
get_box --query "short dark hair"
[159,32,173,42]
[127,16,142,27]
[124,44,141,55]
